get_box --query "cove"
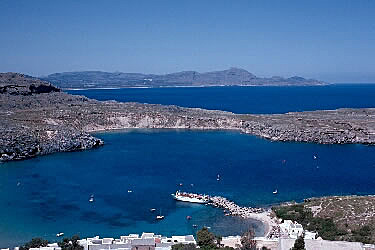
[1,129,375,247]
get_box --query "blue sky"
[0,0,374,82]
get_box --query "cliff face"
[0,73,374,162]
[0,73,104,161]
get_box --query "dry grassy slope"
[305,196,375,229]
[303,196,375,242]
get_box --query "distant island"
[42,67,327,89]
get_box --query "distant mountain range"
[43,68,327,89]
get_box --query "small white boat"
[217,174,220,181]
[156,215,164,220]
[89,194,94,202]
[128,190,133,193]
[150,208,156,212]
[56,232,64,237]
[273,189,278,194]
[313,155,317,160]
[156,209,164,220]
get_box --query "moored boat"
[89,194,94,202]
[171,191,209,204]
[156,215,164,220]
[56,232,64,237]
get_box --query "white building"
[304,231,317,240]
[279,220,304,239]
[278,238,368,250]
[77,233,196,250]
[28,243,61,250]
[221,236,241,249]
[220,236,279,250]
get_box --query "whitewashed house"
[279,220,304,239]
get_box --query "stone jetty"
[209,196,264,216]
[208,195,280,238]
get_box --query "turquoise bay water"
[2,85,375,247]
[2,130,375,247]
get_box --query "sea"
[1,84,375,247]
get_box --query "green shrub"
[58,235,83,250]
[172,243,197,250]
[20,238,48,250]
[197,227,217,249]
[291,234,305,250]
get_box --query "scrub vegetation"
[272,195,375,244]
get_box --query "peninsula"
[43,68,326,89]
[1,72,374,162]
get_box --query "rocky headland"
[1,72,375,162]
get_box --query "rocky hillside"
[0,73,374,162]
[273,196,375,243]
[43,68,326,89]
[0,72,60,95]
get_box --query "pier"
[209,195,264,217]
[208,195,280,238]
[173,193,280,239]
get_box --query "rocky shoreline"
[1,72,375,162]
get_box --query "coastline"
[64,83,330,91]
[3,73,375,163]
[245,210,274,237]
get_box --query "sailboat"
[89,194,94,202]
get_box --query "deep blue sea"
[2,85,375,247]
[68,84,375,114]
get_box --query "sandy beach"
[209,196,279,238]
